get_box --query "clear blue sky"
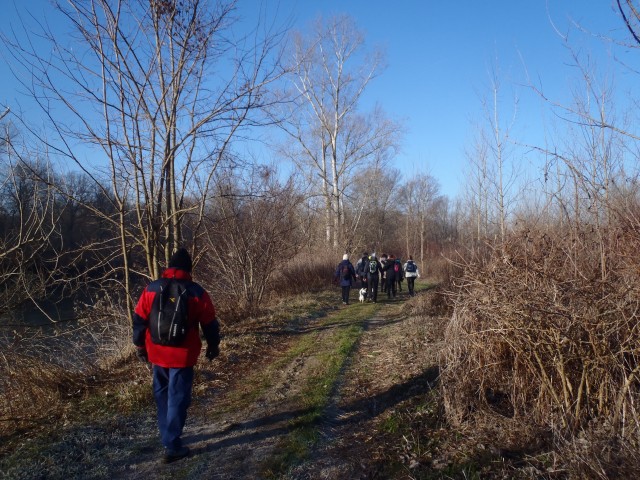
[278,1,637,198]
[1,1,636,198]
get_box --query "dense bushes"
[441,223,640,475]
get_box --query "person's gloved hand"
[205,344,219,361]
[136,347,149,363]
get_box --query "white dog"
[358,288,367,303]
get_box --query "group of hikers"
[129,246,420,465]
[129,247,420,464]
[334,251,421,304]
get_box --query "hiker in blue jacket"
[334,254,356,305]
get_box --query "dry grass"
[274,248,341,296]
[0,263,338,447]
[441,223,640,477]
[0,299,143,448]
[400,282,453,319]
[203,248,339,322]
[0,283,344,479]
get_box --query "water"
[2,296,77,328]
[0,293,111,370]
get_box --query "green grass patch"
[268,291,336,323]
[261,302,380,477]
[413,279,435,292]
[214,363,278,415]
[211,290,353,416]
[366,383,447,478]
[221,300,379,418]
[301,323,363,413]
[318,301,378,329]
[380,413,402,434]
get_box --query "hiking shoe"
[163,446,190,464]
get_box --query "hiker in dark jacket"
[365,253,383,303]
[133,248,220,464]
[334,254,356,305]
[355,251,369,292]
[395,258,404,292]
[383,254,398,299]
[379,253,388,293]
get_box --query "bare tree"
[202,165,302,314]
[461,61,522,253]
[534,50,627,281]
[348,166,402,252]
[280,15,400,249]
[617,0,640,45]
[520,23,636,281]
[0,129,63,315]
[398,172,441,264]
[463,132,491,249]
[481,65,521,245]
[2,0,288,321]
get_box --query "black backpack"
[149,278,190,346]
[406,261,417,273]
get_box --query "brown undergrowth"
[0,290,338,459]
[442,224,640,478]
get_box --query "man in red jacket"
[132,248,220,463]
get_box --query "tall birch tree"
[281,14,399,248]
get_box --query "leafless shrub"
[424,254,452,284]
[401,284,452,318]
[274,248,339,297]
[76,291,134,371]
[556,420,640,479]
[0,157,63,316]
[0,348,85,437]
[441,223,640,461]
[200,168,304,319]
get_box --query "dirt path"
[116,297,437,479]
[2,290,445,480]
[285,304,442,479]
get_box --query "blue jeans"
[152,365,194,451]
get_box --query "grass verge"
[261,301,379,478]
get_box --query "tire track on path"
[287,300,440,479]
[112,301,376,479]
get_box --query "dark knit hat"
[169,248,192,273]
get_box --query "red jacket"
[132,268,219,368]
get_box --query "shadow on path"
[181,365,439,457]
